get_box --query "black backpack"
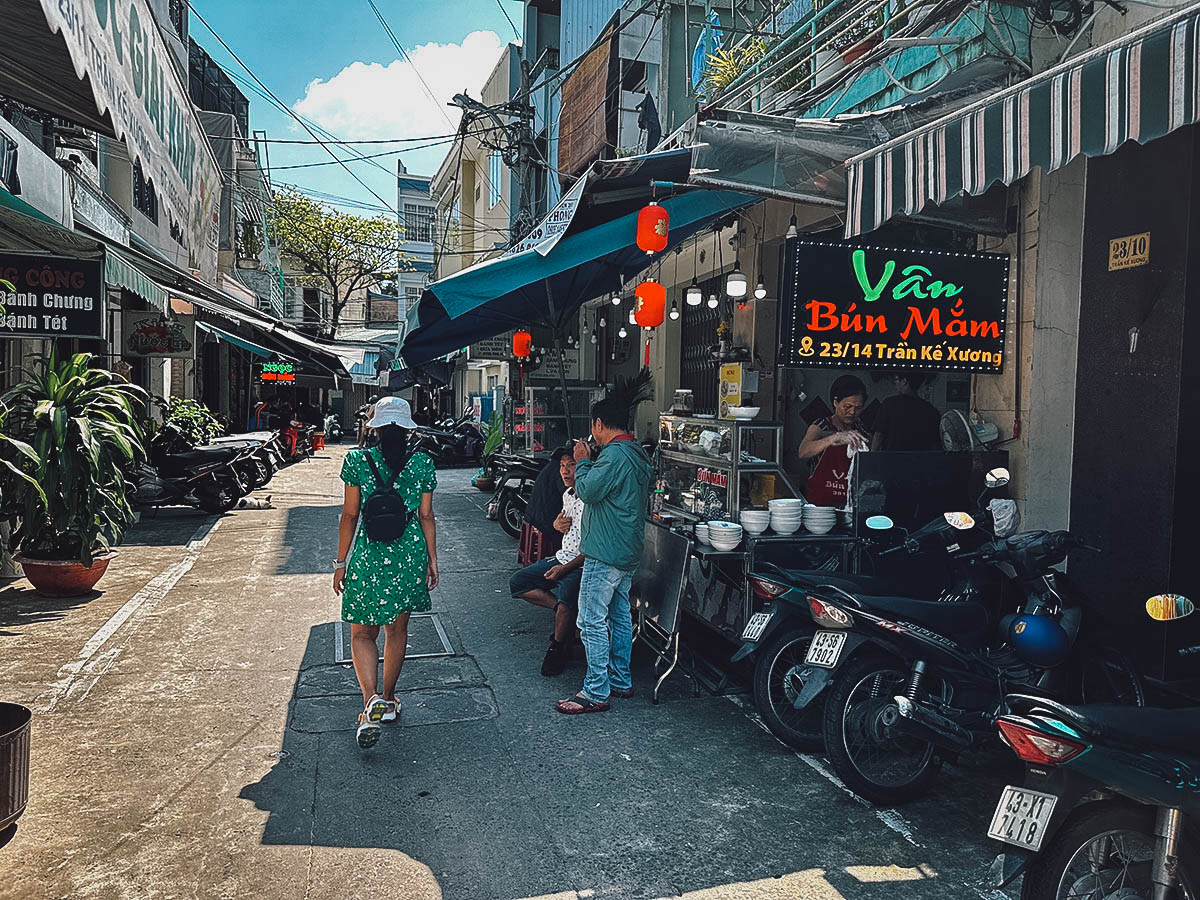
[361,451,415,542]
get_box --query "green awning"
[195,321,273,359]
[0,183,58,225]
[846,2,1200,236]
[104,249,167,312]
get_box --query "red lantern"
[512,330,533,358]
[634,281,666,328]
[636,202,669,255]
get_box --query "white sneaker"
[381,696,402,723]
[356,713,381,748]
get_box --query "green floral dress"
[340,447,437,624]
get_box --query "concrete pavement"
[0,447,1018,899]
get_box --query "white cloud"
[293,31,508,141]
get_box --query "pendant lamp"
[512,330,532,358]
[754,282,767,300]
[726,260,748,298]
[669,299,679,320]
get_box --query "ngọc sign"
[780,241,1010,372]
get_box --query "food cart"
[633,411,1008,701]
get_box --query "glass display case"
[509,385,606,453]
[655,414,802,521]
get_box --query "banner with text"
[36,0,221,282]
[780,240,1009,372]
[0,252,104,339]
[123,311,194,358]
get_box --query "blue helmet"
[1010,614,1072,668]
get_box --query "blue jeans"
[576,558,634,702]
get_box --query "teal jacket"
[574,437,652,571]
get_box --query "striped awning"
[845,3,1200,237]
[104,248,167,312]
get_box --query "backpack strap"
[363,447,419,491]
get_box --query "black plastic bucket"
[0,703,30,832]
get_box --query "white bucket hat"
[365,396,419,430]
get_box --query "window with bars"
[403,203,435,243]
[168,0,186,38]
[404,286,423,312]
[133,160,158,224]
[488,151,502,209]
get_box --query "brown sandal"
[556,693,611,714]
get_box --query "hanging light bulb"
[669,299,680,320]
[611,291,621,306]
[686,281,702,305]
[590,332,597,344]
[628,308,636,325]
[618,325,628,338]
[786,213,798,239]
[754,282,767,300]
[599,315,606,328]
[611,350,616,360]
[707,293,719,309]
[726,259,748,298]
[582,317,589,334]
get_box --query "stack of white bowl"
[768,498,805,534]
[738,508,771,535]
[707,520,743,551]
[803,505,838,534]
[694,523,711,546]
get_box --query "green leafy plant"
[705,39,768,95]
[238,219,264,261]
[161,397,223,445]
[608,367,655,430]
[814,0,885,54]
[2,350,146,564]
[481,411,503,460]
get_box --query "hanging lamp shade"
[634,280,666,327]
[726,260,748,298]
[636,202,670,255]
[512,330,533,358]
[669,299,680,320]
[685,281,702,306]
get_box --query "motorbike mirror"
[944,512,976,530]
[985,467,1011,489]
[865,515,894,531]
[1146,593,1194,622]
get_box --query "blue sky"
[190,1,525,216]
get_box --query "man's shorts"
[509,556,583,608]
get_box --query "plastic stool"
[313,432,326,450]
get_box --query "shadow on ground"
[0,584,97,636]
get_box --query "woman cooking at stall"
[798,375,869,508]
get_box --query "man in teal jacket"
[556,397,652,713]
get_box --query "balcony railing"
[708,0,1029,118]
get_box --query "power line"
[366,0,457,131]
[187,1,399,215]
[205,132,467,145]
[495,0,522,40]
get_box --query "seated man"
[509,447,586,676]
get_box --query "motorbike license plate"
[741,612,773,643]
[987,785,1058,851]
[805,631,846,668]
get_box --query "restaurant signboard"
[122,312,194,358]
[0,252,105,339]
[780,240,1010,373]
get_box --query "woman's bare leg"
[350,624,382,707]
[381,614,411,699]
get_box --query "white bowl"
[708,520,742,532]
[771,520,802,534]
[740,521,768,535]
[710,540,742,551]
[806,521,835,535]
[771,518,803,528]
[694,525,711,546]
[768,499,805,510]
[727,406,760,420]
[738,514,770,524]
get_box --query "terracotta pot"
[15,552,116,598]
[475,478,496,491]
[842,36,880,65]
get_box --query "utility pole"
[448,57,541,248]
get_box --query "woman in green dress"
[333,396,439,749]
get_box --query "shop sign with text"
[781,241,1009,372]
[0,253,104,339]
[260,361,295,382]
[123,312,194,358]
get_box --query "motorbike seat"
[848,592,991,648]
[166,447,240,465]
[1063,704,1200,755]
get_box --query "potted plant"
[814,0,886,67]
[238,220,264,268]
[2,350,146,597]
[473,412,504,491]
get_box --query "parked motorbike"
[989,594,1198,899]
[415,412,483,465]
[735,468,1017,750]
[323,414,343,443]
[208,431,283,489]
[131,422,250,514]
[795,523,1143,805]
[485,454,549,538]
